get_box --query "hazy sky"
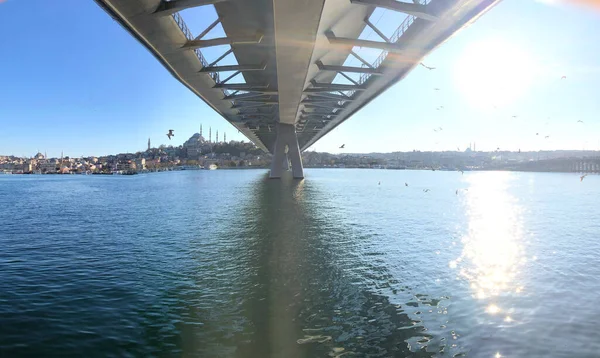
[0,0,599,157]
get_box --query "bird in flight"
[561,75,567,80]
[455,189,459,195]
[420,63,436,70]
[378,181,381,185]
[536,133,539,136]
[512,115,518,118]
[545,135,550,139]
[577,120,584,123]
[405,182,409,187]
[581,174,588,182]
[166,129,174,140]
[339,144,345,149]
[423,189,430,193]
[434,88,441,91]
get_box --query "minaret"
[209,127,212,143]
[224,132,226,143]
[148,138,151,151]
[216,130,219,143]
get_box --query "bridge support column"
[282,154,290,171]
[270,123,304,179]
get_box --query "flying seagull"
[434,88,441,91]
[512,115,518,118]
[405,182,409,187]
[166,129,174,140]
[561,76,567,80]
[423,189,430,193]
[581,174,588,182]
[339,144,345,149]
[577,120,584,123]
[420,63,436,70]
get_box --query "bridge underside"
[95,0,501,178]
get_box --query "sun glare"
[455,38,536,109]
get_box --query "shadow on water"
[0,172,438,357]
[230,172,435,358]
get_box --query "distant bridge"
[501,158,600,174]
[94,0,501,178]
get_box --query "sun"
[454,38,536,109]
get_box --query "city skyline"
[1,0,599,158]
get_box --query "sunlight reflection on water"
[453,172,526,316]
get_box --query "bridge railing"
[351,0,431,96]
[172,12,220,84]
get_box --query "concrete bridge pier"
[282,154,290,171]
[270,123,304,179]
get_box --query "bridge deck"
[95,0,500,153]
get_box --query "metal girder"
[337,71,359,86]
[309,80,364,91]
[219,70,241,84]
[301,110,338,117]
[182,32,263,49]
[236,98,279,104]
[214,83,269,90]
[208,48,233,67]
[315,61,382,75]
[232,102,274,109]
[364,17,390,42]
[350,0,438,21]
[223,92,277,100]
[303,92,351,100]
[301,113,339,119]
[350,50,374,69]
[200,63,267,73]
[303,103,343,109]
[301,98,343,104]
[153,0,225,16]
[325,31,404,52]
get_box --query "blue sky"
[0,0,599,157]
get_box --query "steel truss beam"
[350,0,438,21]
[153,0,225,16]
[325,31,404,52]
[315,61,382,75]
[183,32,263,49]
[214,83,269,90]
[200,63,266,73]
[309,80,364,91]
